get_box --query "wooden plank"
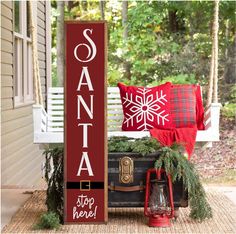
[108,93,120,97]
[37,1,45,13]
[15,157,42,186]
[48,105,64,110]
[48,99,64,104]
[107,99,122,104]
[1,27,13,42]
[2,146,40,181]
[40,78,46,86]
[48,122,64,127]
[107,110,123,114]
[108,131,150,138]
[107,129,219,142]
[108,127,121,131]
[37,42,46,53]
[48,94,64,99]
[107,104,122,109]
[1,98,13,110]
[39,60,46,69]
[2,1,13,9]
[2,115,33,135]
[196,129,219,142]
[1,63,13,75]
[1,39,13,53]
[37,8,45,21]
[108,87,119,92]
[39,68,45,76]
[34,132,63,143]
[49,87,64,93]
[1,15,13,30]
[37,18,46,29]
[38,51,45,60]
[2,132,34,164]
[48,110,64,116]
[107,121,121,126]
[48,116,63,121]
[1,51,13,64]
[1,75,13,87]
[2,122,33,146]
[1,4,12,20]
[1,87,13,98]
[37,34,46,45]
[1,132,34,159]
[1,105,32,122]
[41,85,46,94]
[48,127,63,132]
[40,76,46,86]
[37,26,45,38]
[108,116,122,120]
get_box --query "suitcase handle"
[108,184,145,192]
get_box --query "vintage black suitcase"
[108,152,188,208]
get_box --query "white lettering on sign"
[74,29,97,63]
[77,67,94,91]
[77,95,94,119]
[77,152,94,176]
[75,28,97,178]
[78,123,92,148]
[73,194,98,220]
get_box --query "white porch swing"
[31,1,221,146]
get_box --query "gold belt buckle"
[80,180,91,191]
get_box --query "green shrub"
[34,212,60,230]
[44,147,64,223]
[222,103,236,119]
[150,74,197,86]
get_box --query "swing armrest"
[204,103,221,131]
[33,104,48,133]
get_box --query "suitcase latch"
[119,156,134,184]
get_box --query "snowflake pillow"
[118,82,172,131]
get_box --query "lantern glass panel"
[149,182,170,215]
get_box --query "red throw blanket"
[150,127,197,160]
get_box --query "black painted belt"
[66,181,104,191]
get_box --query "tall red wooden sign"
[64,21,107,223]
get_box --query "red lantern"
[144,168,175,227]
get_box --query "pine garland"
[154,146,213,221]
[108,136,162,156]
[43,137,212,223]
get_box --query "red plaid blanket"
[150,127,197,160]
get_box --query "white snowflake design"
[122,88,169,131]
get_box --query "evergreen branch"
[154,147,213,222]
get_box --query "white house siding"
[1,1,51,187]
